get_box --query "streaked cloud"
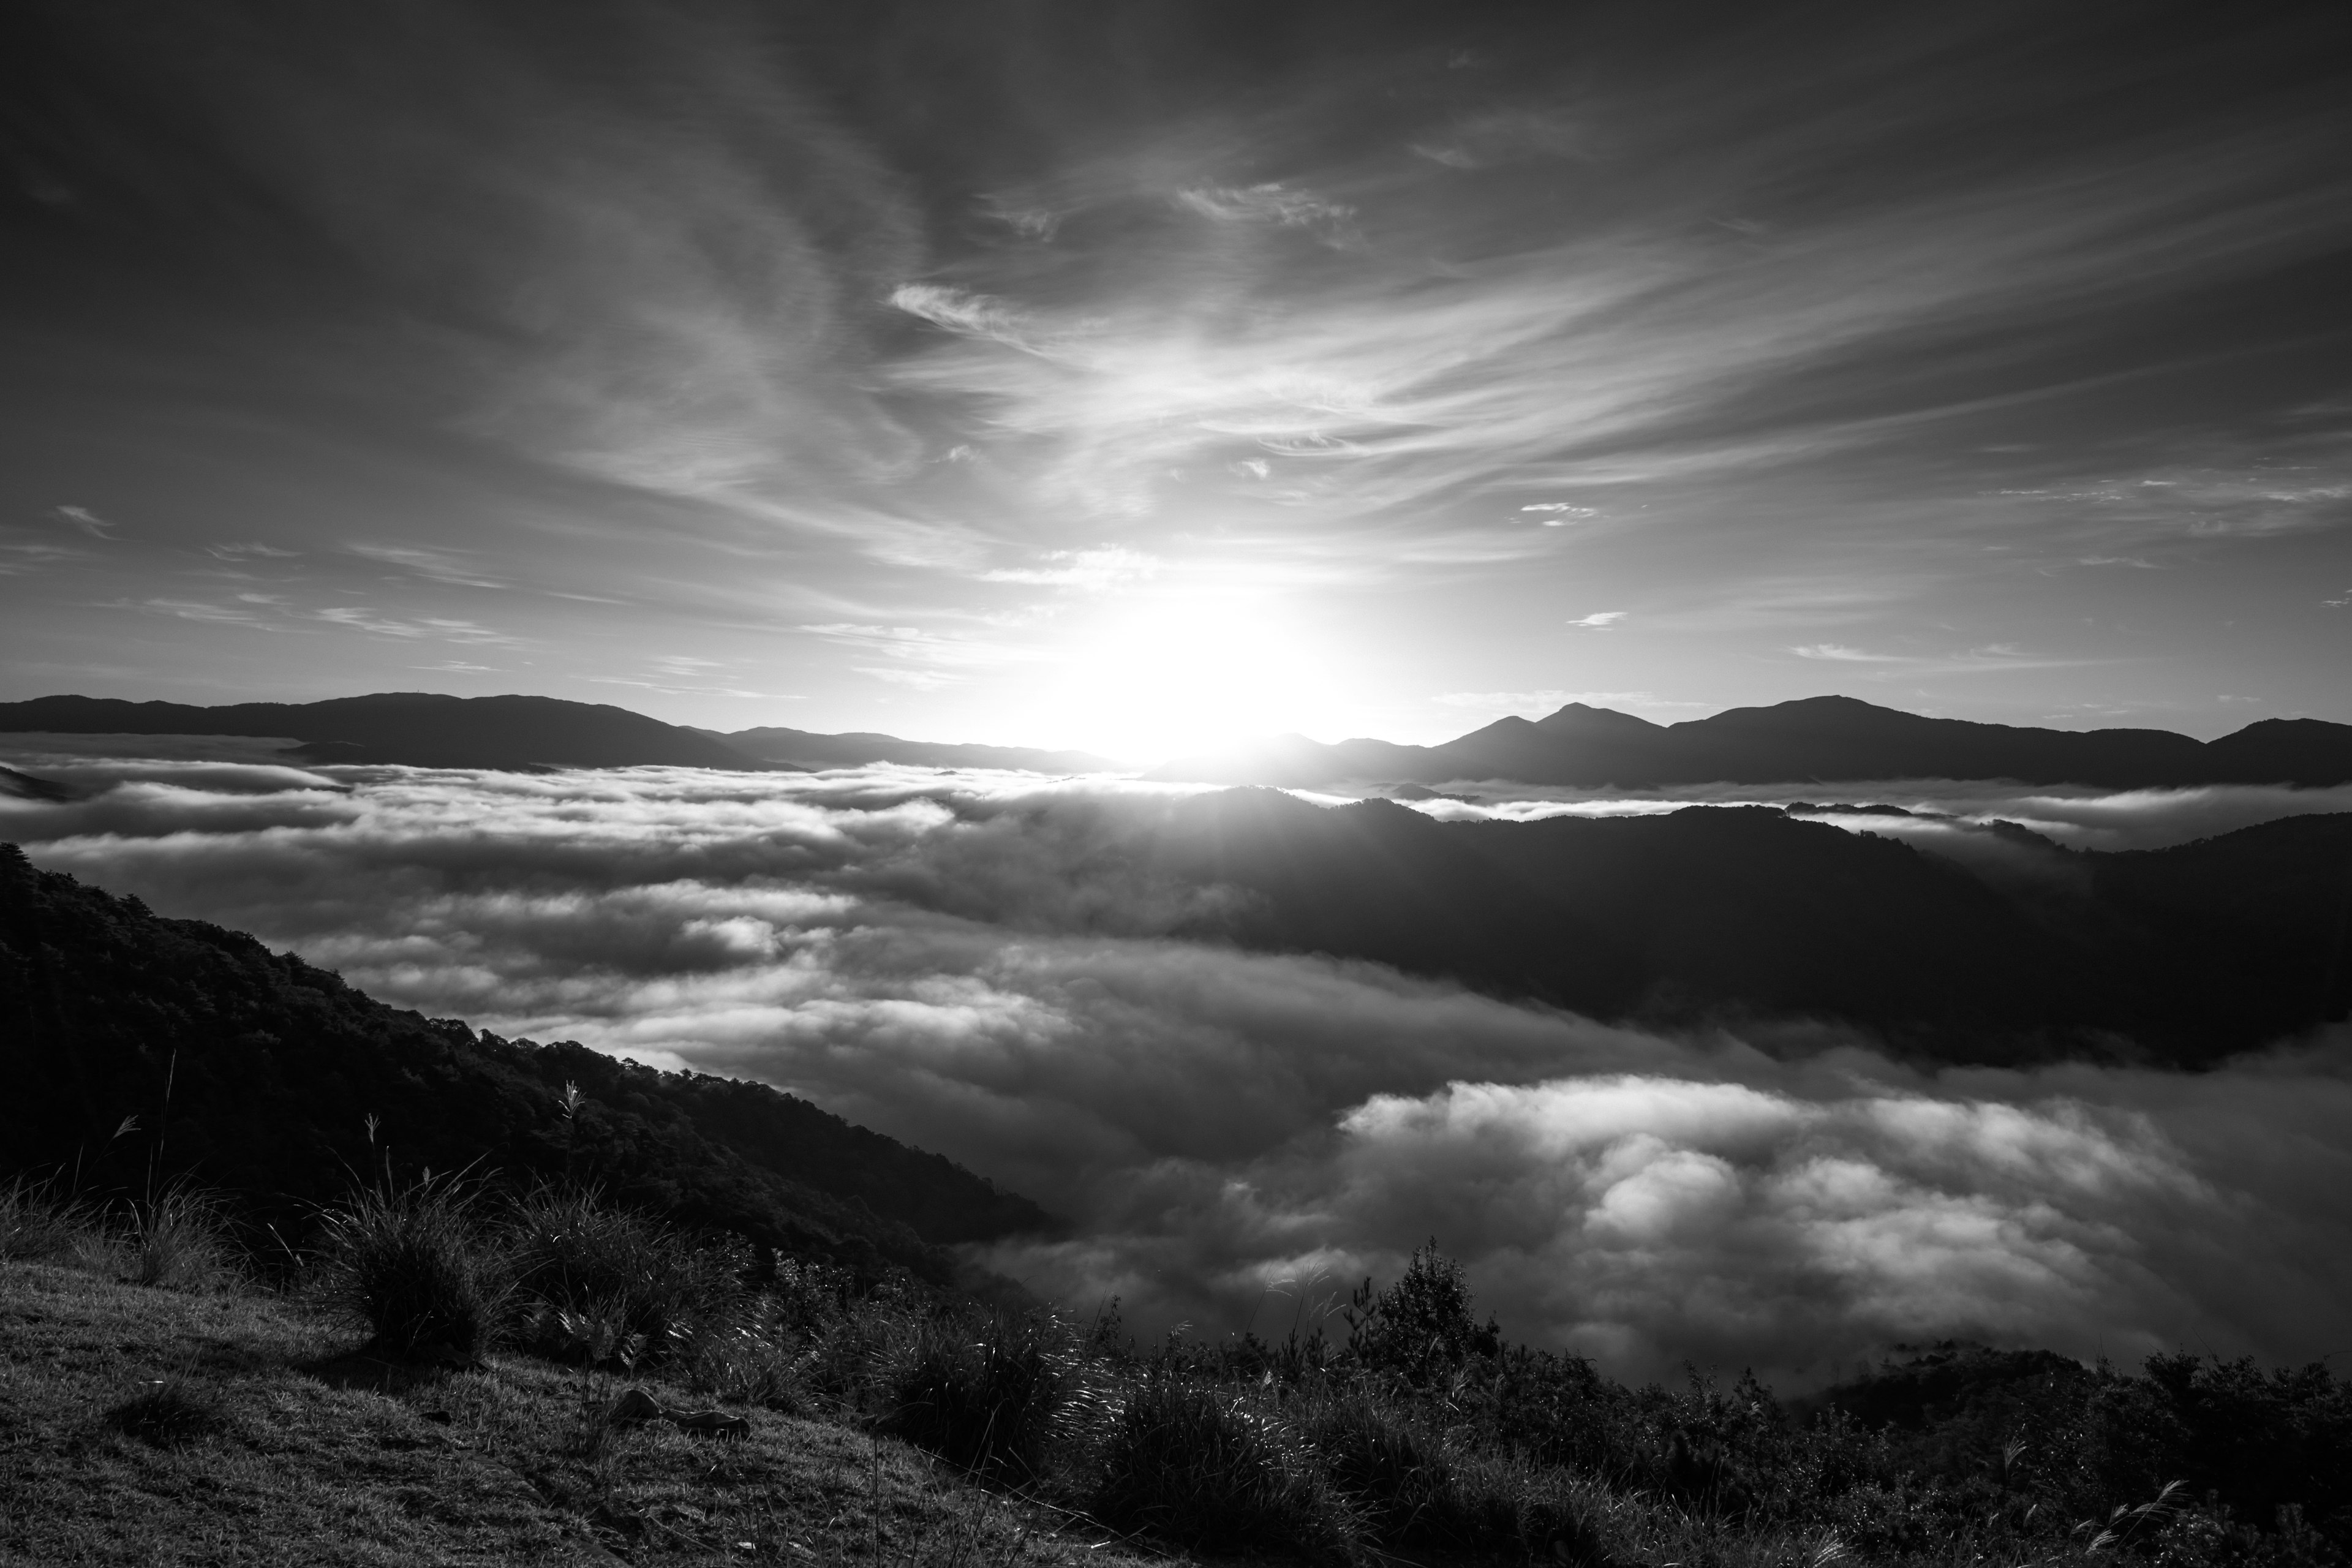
[979,548,1160,590]
[348,543,505,589]
[1793,643,1901,663]
[1172,183,1353,228]
[313,608,518,645]
[56,506,119,540]
[4,3,2348,742]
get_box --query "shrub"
[1297,1385,1455,1533]
[1092,1368,1362,1562]
[314,1172,510,1360]
[0,1174,101,1261]
[504,1182,745,1361]
[1342,1240,1498,1384]
[1296,1386,1605,1559]
[679,1311,805,1411]
[127,1181,238,1291]
[796,1291,918,1412]
[883,1311,1069,1479]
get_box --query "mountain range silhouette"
[6,690,2350,785]
[1148,695,2352,788]
[0,693,1112,774]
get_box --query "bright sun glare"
[1032,590,1339,764]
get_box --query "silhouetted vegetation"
[11,1155,2348,1566]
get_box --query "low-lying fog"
[7,743,2349,1385]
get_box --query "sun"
[1029,587,1341,764]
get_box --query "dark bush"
[1298,1387,1459,1539]
[313,1172,510,1360]
[503,1182,742,1362]
[1342,1239,1499,1384]
[883,1311,1068,1479]
[1092,1368,1362,1562]
[1296,1386,1604,1558]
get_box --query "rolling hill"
[0,842,1054,1284]
[1139,790,2352,1065]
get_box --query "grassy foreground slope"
[0,1256,1131,1568]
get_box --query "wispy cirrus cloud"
[979,548,1160,590]
[102,596,288,630]
[1789,643,2087,678]
[314,608,519,645]
[1172,182,1354,230]
[348,543,505,589]
[0,541,89,576]
[56,506,119,540]
[1792,643,1902,663]
[8,4,2350,740]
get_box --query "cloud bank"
[5,752,2347,1383]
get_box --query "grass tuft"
[129,1181,238,1291]
[884,1311,1069,1479]
[1092,1368,1363,1562]
[312,1170,511,1360]
[505,1182,744,1363]
[676,1311,805,1411]
[0,1174,102,1262]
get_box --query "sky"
[7,748,2348,1382]
[2,1,2350,761]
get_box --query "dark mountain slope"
[1156,790,1645,1016]
[2084,813,2352,1047]
[722,725,1116,773]
[1147,796,2352,1064]
[1148,695,2352,789]
[0,843,1051,1283]
[0,693,758,771]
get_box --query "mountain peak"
[1534,703,1665,735]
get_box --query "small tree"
[1343,1240,1500,1384]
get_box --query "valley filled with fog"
[7,745,2348,1387]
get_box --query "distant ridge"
[13,690,2349,788]
[718,725,1118,774]
[1145,789,2352,1064]
[0,693,758,771]
[0,693,1123,776]
[1148,695,2352,790]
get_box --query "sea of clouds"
[6,745,2349,1385]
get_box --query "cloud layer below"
[6,751,2347,1383]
